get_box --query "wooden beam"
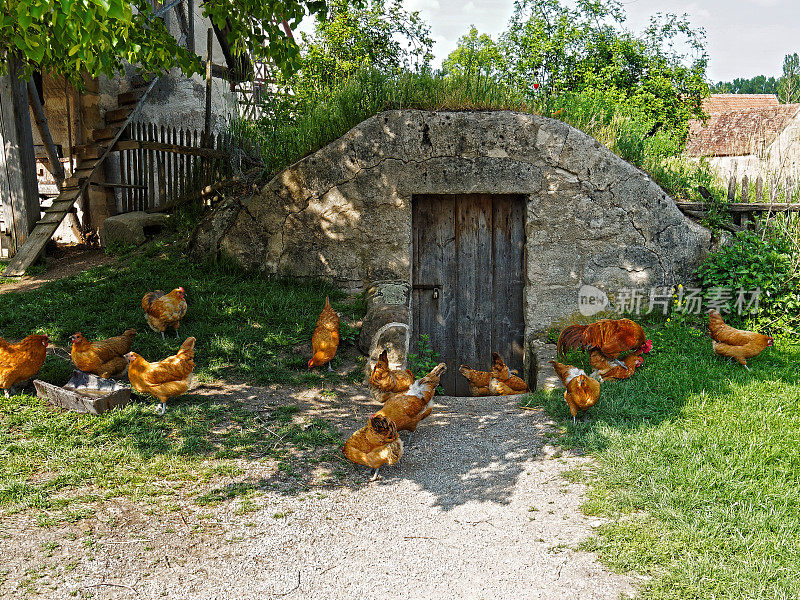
[114,139,228,158]
[27,78,65,187]
[187,0,195,53]
[0,56,40,251]
[674,201,800,213]
[204,28,213,145]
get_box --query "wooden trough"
[34,370,131,415]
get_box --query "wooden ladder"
[3,80,156,276]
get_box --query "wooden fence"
[113,122,261,214]
[675,172,800,230]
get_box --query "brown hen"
[126,337,195,415]
[142,288,188,339]
[376,362,446,444]
[459,364,493,396]
[308,297,340,370]
[551,360,601,424]
[369,350,414,402]
[558,318,648,368]
[488,352,529,395]
[70,329,137,378]
[343,414,403,481]
[0,335,49,397]
[708,310,773,370]
[589,350,643,382]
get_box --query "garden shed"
[191,110,713,393]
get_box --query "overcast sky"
[395,0,800,83]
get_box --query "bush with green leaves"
[695,230,800,333]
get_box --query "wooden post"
[0,56,41,251]
[187,0,195,53]
[727,163,737,203]
[755,175,763,203]
[204,28,213,145]
[27,78,65,188]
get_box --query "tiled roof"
[701,94,779,116]
[686,101,800,157]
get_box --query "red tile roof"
[686,97,800,157]
[701,94,779,117]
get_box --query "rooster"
[125,337,195,415]
[589,350,643,382]
[488,352,529,395]
[459,364,492,396]
[708,310,773,370]
[369,350,414,402]
[550,360,601,424]
[0,334,49,397]
[308,297,340,370]
[343,414,404,481]
[557,318,650,369]
[376,363,446,444]
[142,288,188,340]
[70,329,137,378]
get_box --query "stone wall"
[191,110,713,337]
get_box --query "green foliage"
[695,230,800,332]
[496,0,708,133]
[407,334,440,379]
[442,26,507,80]
[711,74,779,95]
[779,52,800,104]
[0,0,326,83]
[522,324,800,599]
[291,0,433,106]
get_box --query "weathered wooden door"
[412,194,525,396]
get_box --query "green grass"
[0,237,363,520]
[0,239,366,386]
[1,390,342,522]
[523,320,800,599]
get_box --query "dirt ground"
[0,245,113,295]
[0,380,636,600]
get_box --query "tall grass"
[234,68,721,204]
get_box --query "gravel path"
[1,386,635,599]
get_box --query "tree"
[442,27,507,81]
[0,0,328,83]
[454,0,709,131]
[293,0,433,102]
[778,53,800,104]
[711,75,779,95]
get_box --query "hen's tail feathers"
[141,291,165,312]
[708,310,727,341]
[557,324,588,356]
[177,337,196,360]
[123,329,137,338]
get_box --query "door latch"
[412,283,441,299]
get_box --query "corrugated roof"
[686,102,800,157]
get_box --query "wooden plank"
[727,163,737,202]
[178,129,185,200]
[674,202,800,212]
[455,194,493,396]
[491,195,526,383]
[756,175,764,203]
[157,126,166,206]
[0,56,41,251]
[131,123,141,210]
[187,0,195,53]
[412,195,458,394]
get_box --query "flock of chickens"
[0,287,193,414]
[342,309,775,480]
[0,282,777,480]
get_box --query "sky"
[389,0,800,83]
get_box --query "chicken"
[141,288,188,340]
[488,352,529,395]
[708,310,773,370]
[589,350,643,382]
[369,350,414,402]
[70,329,137,378]
[308,296,340,370]
[557,318,650,369]
[458,364,493,396]
[343,414,404,481]
[550,360,601,424]
[0,334,49,397]
[376,363,446,444]
[125,337,195,415]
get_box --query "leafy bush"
[695,231,800,333]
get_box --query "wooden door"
[412,194,525,396]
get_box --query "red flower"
[533,83,540,90]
